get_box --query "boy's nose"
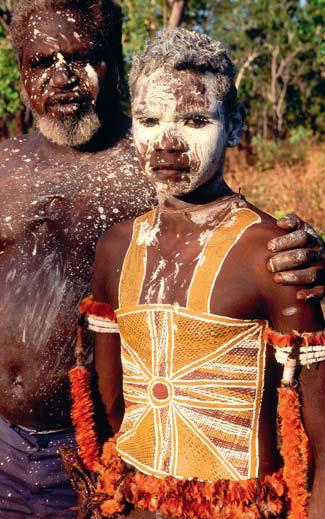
[154,132,188,152]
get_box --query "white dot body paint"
[132,67,229,199]
[282,306,298,317]
[55,52,66,69]
[85,64,99,92]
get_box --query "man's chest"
[0,164,128,249]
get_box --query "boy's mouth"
[152,166,190,181]
[149,152,191,180]
[153,164,190,171]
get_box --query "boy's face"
[132,67,230,199]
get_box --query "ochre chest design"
[116,205,267,481]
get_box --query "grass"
[225,144,325,237]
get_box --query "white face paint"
[132,67,229,199]
[85,63,99,93]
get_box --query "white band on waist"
[88,314,119,334]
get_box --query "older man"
[0,0,323,517]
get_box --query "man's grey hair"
[129,29,237,110]
[11,0,123,70]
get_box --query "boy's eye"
[139,118,159,127]
[184,116,209,128]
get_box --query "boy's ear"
[227,103,246,147]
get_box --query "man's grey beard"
[35,108,101,147]
[22,87,101,147]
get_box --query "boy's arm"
[94,333,124,435]
[256,225,324,518]
[91,225,132,434]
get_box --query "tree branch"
[168,0,187,28]
[235,51,259,89]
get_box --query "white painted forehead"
[135,68,218,95]
[133,67,221,109]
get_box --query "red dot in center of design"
[152,382,169,401]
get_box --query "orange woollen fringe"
[265,327,315,519]
[93,436,288,519]
[277,387,309,519]
[69,366,100,472]
[264,328,325,348]
[79,295,117,322]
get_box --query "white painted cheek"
[133,121,160,152]
[132,122,160,173]
[85,64,99,94]
[186,123,226,179]
[56,53,65,66]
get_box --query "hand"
[266,213,325,301]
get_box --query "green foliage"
[0,0,323,143]
[251,135,278,170]
[115,0,163,63]
[274,210,294,220]
[0,41,21,118]
[289,126,313,145]
[252,135,307,170]
[0,1,22,127]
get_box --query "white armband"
[87,314,119,334]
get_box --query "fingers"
[268,230,308,252]
[301,222,324,247]
[267,249,320,273]
[276,213,324,247]
[276,213,302,231]
[296,286,325,302]
[273,266,320,285]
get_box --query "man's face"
[132,67,230,199]
[21,9,109,146]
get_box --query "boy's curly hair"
[129,28,237,110]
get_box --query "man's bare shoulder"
[96,132,137,166]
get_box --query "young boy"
[70,30,325,518]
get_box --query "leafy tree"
[0,0,24,137]
[203,0,323,140]
[0,0,323,142]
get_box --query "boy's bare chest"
[137,208,263,320]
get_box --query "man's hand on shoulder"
[266,213,325,302]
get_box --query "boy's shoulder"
[96,208,156,262]
[224,200,286,289]
[96,217,134,264]
[93,208,156,305]
[236,201,286,251]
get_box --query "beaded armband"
[79,295,118,334]
[265,328,325,383]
